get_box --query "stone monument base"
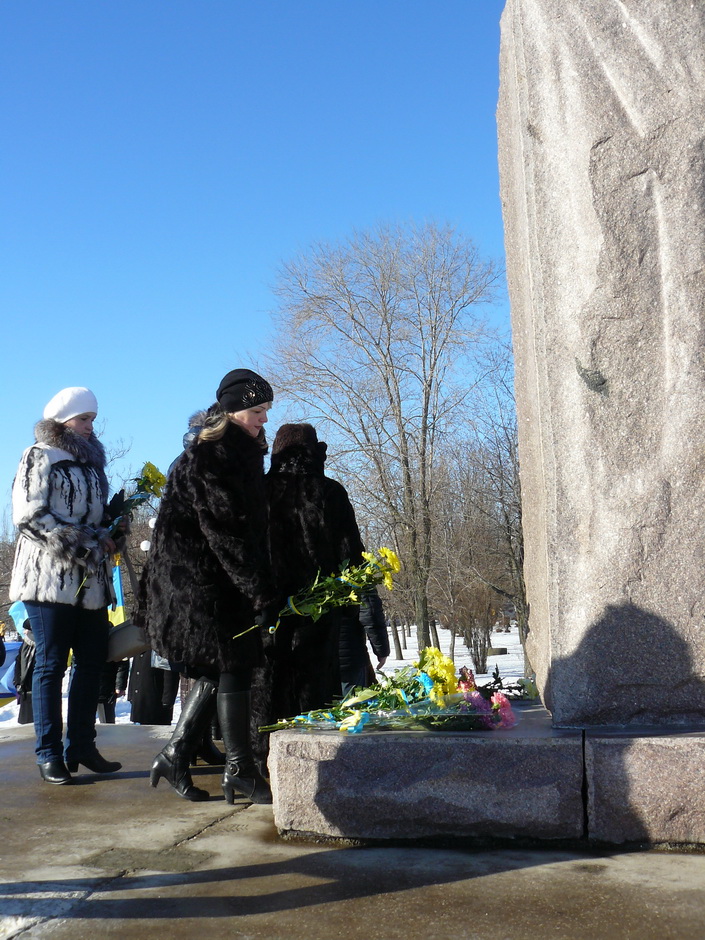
[269,704,705,846]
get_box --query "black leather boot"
[193,728,225,765]
[39,759,72,785]
[189,693,224,765]
[150,678,216,801]
[218,690,272,804]
[66,748,122,774]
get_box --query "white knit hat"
[43,387,98,423]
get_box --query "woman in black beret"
[137,369,278,804]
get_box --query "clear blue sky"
[1,0,508,520]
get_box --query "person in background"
[254,423,384,770]
[13,624,36,725]
[97,658,130,723]
[137,369,278,804]
[10,387,122,784]
[339,590,390,697]
[126,649,180,726]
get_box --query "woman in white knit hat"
[10,387,122,785]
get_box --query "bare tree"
[427,450,506,672]
[464,341,528,653]
[265,221,501,649]
[0,508,16,624]
[422,338,529,675]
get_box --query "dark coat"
[266,443,365,592]
[136,421,272,674]
[339,589,390,694]
[127,650,179,725]
[98,658,130,704]
[13,636,35,725]
[251,439,366,762]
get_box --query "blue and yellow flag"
[108,563,127,627]
[8,601,29,637]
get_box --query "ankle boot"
[66,748,122,774]
[217,690,272,804]
[150,678,216,801]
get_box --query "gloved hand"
[254,600,283,633]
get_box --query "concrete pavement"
[1,721,704,939]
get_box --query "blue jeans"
[25,601,109,764]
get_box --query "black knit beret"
[216,369,273,412]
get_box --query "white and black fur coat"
[10,419,114,609]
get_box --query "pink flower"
[491,691,516,729]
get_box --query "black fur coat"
[251,438,365,760]
[136,421,272,674]
[266,443,365,593]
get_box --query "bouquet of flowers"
[106,461,166,538]
[235,546,402,638]
[76,462,166,596]
[259,647,517,734]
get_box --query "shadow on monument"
[544,602,705,843]
[544,601,705,727]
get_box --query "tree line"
[263,220,527,674]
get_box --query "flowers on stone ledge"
[259,647,518,734]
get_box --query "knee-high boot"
[217,690,272,804]
[193,727,225,766]
[150,678,215,801]
[191,695,225,766]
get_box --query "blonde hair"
[197,408,268,451]
[197,411,231,442]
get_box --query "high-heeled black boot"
[66,748,122,774]
[39,759,73,785]
[150,678,216,801]
[217,690,272,804]
[193,729,225,765]
[189,695,225,765]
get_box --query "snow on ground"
[0,627,526,730]
[383,625,525,683]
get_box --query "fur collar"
[33,419,110,501]
[268,444,326,476]
[34,419,107,469]
[183,410,208,449]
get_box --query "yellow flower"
[416,647,458,695]
[379,546,401,572]
[141,461,167,497]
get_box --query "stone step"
[270,704,705,846]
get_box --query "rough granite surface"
[270,710,584,841]
[586,730,705,844]
[497,0,705,726]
